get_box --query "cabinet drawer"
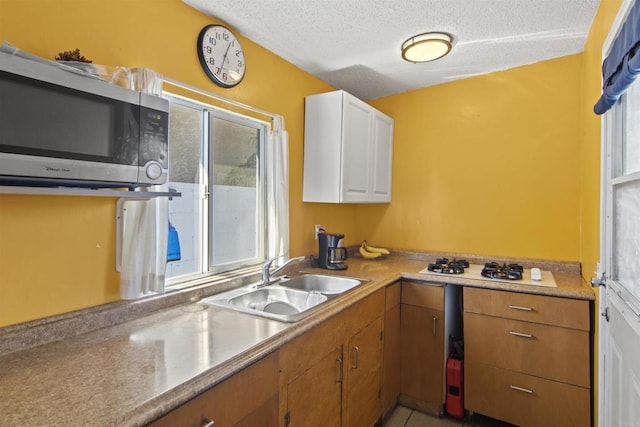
[465,361,590,427]
[401,281,443,311]
[150,351,279,427]
[464,312,590,387]
[464,287,589,330]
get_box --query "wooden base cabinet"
[279,289,385,427]
[150,351,279,427]
[399,281,445,415]
[285,346,342,427]
[463,287,591,427]
[382,282,401,418]
[344,316,384,427]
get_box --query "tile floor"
[383,405,514,427]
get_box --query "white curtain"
[119,186,168,300]
[267,116,290,262]
[119,69,168,300]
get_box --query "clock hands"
[220,42,232,75]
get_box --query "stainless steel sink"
[229,287,327,313]
[201,274,366,322]
[278,274,362,295]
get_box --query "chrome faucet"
[258,256,306,287]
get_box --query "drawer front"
[464,312,590,387]
[465,361,590,427]
[401,281,444,310]
[464,287,590,330]
[151,351,279,426]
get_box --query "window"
[607,79,640,304]
[164,94,270,284]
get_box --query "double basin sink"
[201,274,366,323]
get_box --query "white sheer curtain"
[119,186,169,300]
[267,116,290,263]
[119,69,169,300]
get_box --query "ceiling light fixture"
[401,32,453,63]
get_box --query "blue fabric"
[594,0,640,114]
[167,221,181,262]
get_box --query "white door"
[599,2,640,425]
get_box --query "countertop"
[0,253,594,426]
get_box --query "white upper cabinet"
[303,90,393,203]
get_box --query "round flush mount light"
[401,32,453,63]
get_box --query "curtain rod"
[162,77,285,130]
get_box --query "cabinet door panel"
[342,95,372,201]
[286,346,342,427]
[371,112,393,202]
[400,305,444,408]
[344,317,383,427]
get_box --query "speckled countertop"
[0,252,594,426]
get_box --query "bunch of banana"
[359,240,390,259]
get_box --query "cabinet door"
[400,305,445,413]
[341,94,373,202]
[370,111,393,202]
[344,316,383,427]
[382,282,401,417]
[286,346,343,427]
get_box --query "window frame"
[162,91,272,287]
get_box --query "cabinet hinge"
[380,331,384,341]
[602,306,610,322]
[592,272,607,288]
[284,411,290,427]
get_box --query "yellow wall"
[365,55,583,261]
[0,0,623,329]
[0,0,350,326]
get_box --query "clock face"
[197,25,246,88]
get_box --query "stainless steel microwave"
[0,51,168,188]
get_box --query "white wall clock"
[197,25,246,88]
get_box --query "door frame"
[598,1,638,426]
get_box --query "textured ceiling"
[183,0,600,100]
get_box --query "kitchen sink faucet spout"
[257,256,306,288]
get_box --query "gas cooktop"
[420,258,557,287]
[480,262,523,280]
